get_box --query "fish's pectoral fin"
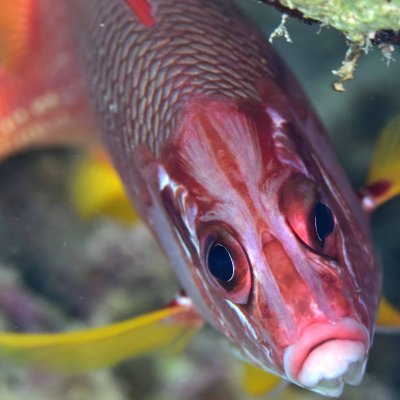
[361,115,400,212]
[376,296,400,334]
[0,0,36,70]
[241,362,285,396]
[70,149,140,224]
[0,295,204,373]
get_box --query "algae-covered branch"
[258,0,400,90]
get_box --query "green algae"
[261,0,399,89]
[278,0,400,43]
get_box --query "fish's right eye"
[202,228,252,305]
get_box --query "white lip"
[283,318,370,397]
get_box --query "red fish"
[0,0,399,397]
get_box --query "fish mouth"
[283,318,370,397]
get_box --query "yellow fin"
[367,115,400,207]
[0,0,36,70]
[0,302,203,373]
[241,362,283,396]
[70,150,140,224]
[376,296,400,331]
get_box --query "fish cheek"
[245,287,286,368]
[335,228,378,329]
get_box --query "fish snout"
[283,318,370,397]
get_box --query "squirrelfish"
[0,0,400,397]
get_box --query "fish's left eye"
[201,227,252,304]
[281,173,337,256]
[314,202,334,246]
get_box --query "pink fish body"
[0,0,381,396]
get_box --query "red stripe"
[125,0,154,28]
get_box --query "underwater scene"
[0,0,399,399]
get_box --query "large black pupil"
[314,202,334,245]
[207,243,234,283]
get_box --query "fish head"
[153,96,380,396]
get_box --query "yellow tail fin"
[0,301,203,373]
[70,150,140,224]
[367,115,400,208]
[241,362,283,396]
[376,296,400,332]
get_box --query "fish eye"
[201,227,252,304]
[313,202,334,246]
[207,243,235,283]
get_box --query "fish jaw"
[283,318,369,397]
